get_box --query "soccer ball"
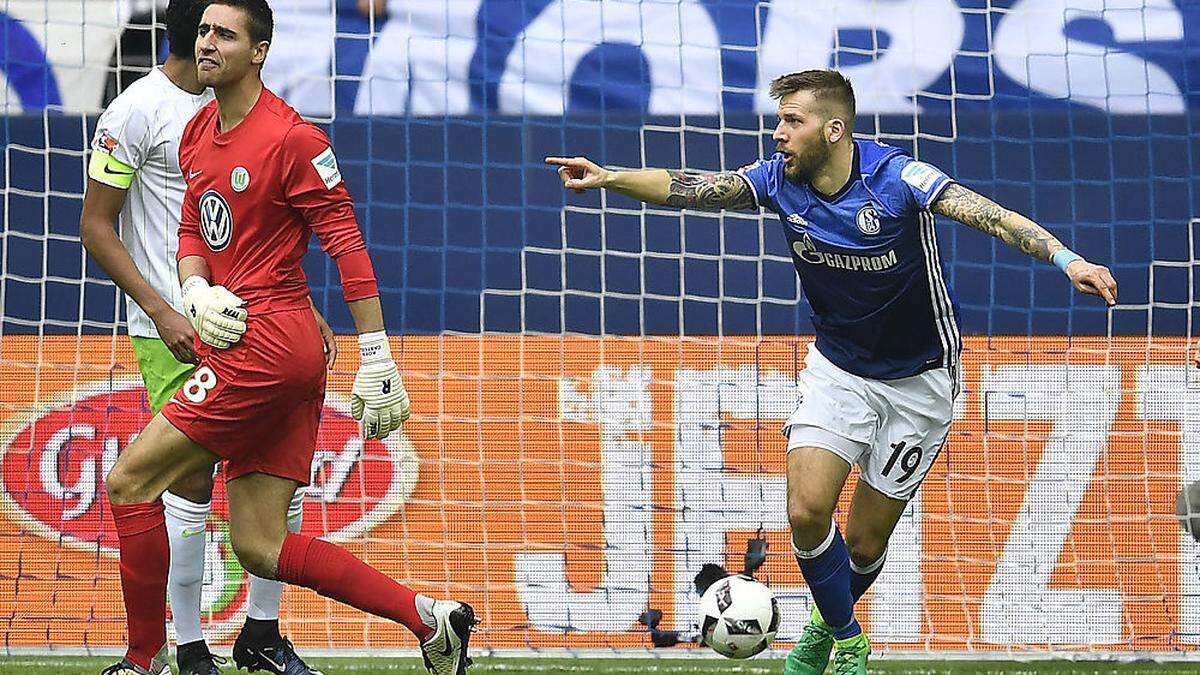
[1178,479,1200,541]
[697,574,779,659]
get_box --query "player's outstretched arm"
[931,183,1117,306]
[545,156,757,211]
[81,179,198,364]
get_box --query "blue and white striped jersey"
[738,139,961,379]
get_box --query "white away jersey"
[90,67,213,338]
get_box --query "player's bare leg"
[167,466,214,503]
[104,414,221,674]
[784,446,857,675]
[226,472,477,675]
[218,473,320,674]
[232,488,315,675]
[814,479,910,675]
[843,479,908,599]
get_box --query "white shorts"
[784,345,956,501]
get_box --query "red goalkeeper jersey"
[177,86,378,313]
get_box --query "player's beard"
[785,136,833,184]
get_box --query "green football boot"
[783,606,835,675]
[831,632,871,675]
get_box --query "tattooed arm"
[931,183,1064,262]
[660,170,758,210]
[545,156,758,211]
[931,182,1117,305]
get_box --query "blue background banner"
[2,0,1198,337]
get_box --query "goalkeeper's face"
[772,91,837,182]
[195,4,268,87]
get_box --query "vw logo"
[199,189,233,252]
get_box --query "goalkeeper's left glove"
[351,331,410,440]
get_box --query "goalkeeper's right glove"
[181,275,247,350]
[351,331,410,440]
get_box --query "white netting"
[0,0,1196,661]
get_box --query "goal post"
[1,0,1198,660]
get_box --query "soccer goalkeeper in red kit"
[100,2,476,675]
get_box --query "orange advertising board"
[0,334,1195,653]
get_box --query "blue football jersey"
[738,140,961,379]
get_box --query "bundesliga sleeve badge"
[311,147,343,189]
[901,161,942,192]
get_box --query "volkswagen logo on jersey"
[856,204,881,235]
[199,189,233,251]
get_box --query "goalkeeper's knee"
[230,537,280,580]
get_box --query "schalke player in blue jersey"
[547,69,1117,674]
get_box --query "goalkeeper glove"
[351,331,410,440]
[181,275,247,350]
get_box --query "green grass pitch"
[0,657,1195,674]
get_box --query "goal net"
[1,0,1197,660]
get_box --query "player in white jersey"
[81,2,326,674]
[549,70,1117,675]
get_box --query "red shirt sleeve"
[281,123,378,301]
[176,128,206,263]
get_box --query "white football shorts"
[784,345,956,501]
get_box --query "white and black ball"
[697,574,779,659]
[1177,480,1200,541]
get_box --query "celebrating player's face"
[195,4,265,87]
[772,91,836,183]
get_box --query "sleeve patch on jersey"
[310,146,342,190]
[901,161,942,193]
[93,129,119,154]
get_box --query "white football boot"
[101,645,172,674]
[419,600,478,675]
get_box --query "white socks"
[164,487,308,638]
[246,488,306,620]
[415,595,437,633]
[163,491,211,646]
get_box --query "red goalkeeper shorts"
[162,307,327,485]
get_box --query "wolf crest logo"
[199,189,233,251]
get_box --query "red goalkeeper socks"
[276,533,432,640]
[110,501,169,669]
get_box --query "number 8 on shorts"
[182,365,218,403]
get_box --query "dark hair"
[164,0,209,59]
[208,0,273,44]
[769,70,856,129]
